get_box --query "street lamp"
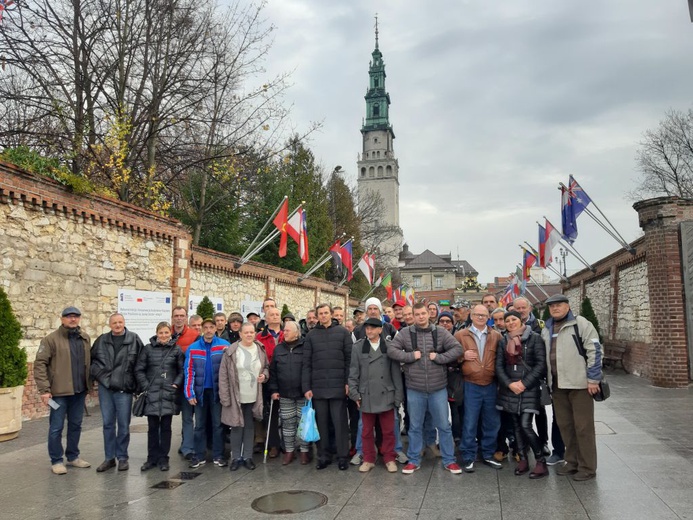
[559,247,569,277]
[330,166,342,236]
[429,266,433,291]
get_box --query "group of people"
[33,291,603,482]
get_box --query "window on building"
[435,276,443,288]
[361,167,366,177]
[386,165,392,176]
[374,138,378,143]
[413,276,421,288]
[377,166,383,177]
[369,167,375,177]
[373,103,380,117]
[374,78,379,88]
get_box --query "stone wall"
[0,161,349,418]
[616,261,651,343]
[584,274,612,339]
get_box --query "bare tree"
[633,108,693,199]
[358,187,403,265]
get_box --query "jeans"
[179,399,194,456]
[424,411,437,446]
[405,388,456,466]
[193,389,224,460]
[461,381,501,462]
[98,385,133,461]
[48,392,87,464]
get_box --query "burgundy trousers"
[361,409,396,464]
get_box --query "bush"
[541,306,550,321]
[281,303,291,319]
[0,287,28,388]
[196,297,215,321]
[580,297,602,340]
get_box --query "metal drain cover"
[151,480,184,489]
[171,472,201,480]
[251,490,328,514]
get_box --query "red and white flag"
[357,252,375,284]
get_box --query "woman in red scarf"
[495,310,548,479]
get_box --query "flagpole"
[235,196,287,267]
[235,204,302,268]
[523,241,569,282]
[559,183,636,255]
[542,217,595,272]
[336,271,348,288]
[298,233,346,282]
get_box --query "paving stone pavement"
[1,372,692,520]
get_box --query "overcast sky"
[236,0,693,282]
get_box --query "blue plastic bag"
[297,399,320,443]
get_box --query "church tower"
[357,19,402,266]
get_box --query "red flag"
[522,249,537,281]
[299,208,309,265]
[329,240,343,271]
[340,241,353,281]
[272,199,289,257]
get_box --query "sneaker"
[444,462,462,474]
[541,444,551,457]
[396,451,408,464]
[462,460,475,473]
[117,459,129,471]
[493,451,506,462]
[66,458,91,468]
[189,458,206,469]
[350,452,362,465]
[213,458,228,467]
[572,471,596,481]
[483,459,502,470]
[386,461,398,473]
[401,463,420,474]
[51,463,67,475]
[359,462,375,473]
[546,453,565,466]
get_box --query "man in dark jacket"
[90,313,144,472]
[34,306,92,475]
[388,302,463,474]
[302,303,353,470]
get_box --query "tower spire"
[374,13,379,50]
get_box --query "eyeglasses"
[472,313,489,319]
[438,319,452,324]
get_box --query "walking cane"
[263,398,275,464]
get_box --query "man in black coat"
[90,313,144,472]
[302,303,353,470]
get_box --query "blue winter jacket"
[184,336,230,404]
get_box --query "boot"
[282,451,294,465]
[529,457,549,479]
[514,455,529,476]
[299,452,311,465]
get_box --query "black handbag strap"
[570,323,588,364]
[409,327,438,354]
[141,344,175,393]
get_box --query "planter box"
[0,386,24,441]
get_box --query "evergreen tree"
[0,287,28,388]
[196,297,216,321]
[281,304,291,319]
[541,306,551,322]
[532,308,540,319]
[580,297,602,340]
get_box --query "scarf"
[505,325,526,364]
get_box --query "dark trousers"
[230,403,255,460]
[347,398,360,448]
[449,400,464,442]
[551,409,565,457]
[512,412,542,458]
[496,411,516,455]
[193,389,224,460]
[553,387,597,475]
[313,398,349,461]
[362,410,396,464]
[147,415,173,464]
[536,406,549,445]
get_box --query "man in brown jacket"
[455,304,502,473]
[34,306,92,475]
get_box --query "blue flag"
[561,175,592,243]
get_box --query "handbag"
[539,380,552,406]
[592,377,610,402]
[132,344,175,417]
[571,324,610,402]
[297,398,320,443]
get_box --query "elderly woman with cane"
[219,322,269,471]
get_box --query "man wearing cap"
[451,302,471,333]
[226,312,244,343]
[172,306,199,460]
[34,307,92,475]
[391,300,406,331]
[90,313,144,472]
[353,307,365,326]
[348,318,403,473]
[353,297,397,342]
[246,311,261,329]
[184,318,231,468]
[542,294,602,481]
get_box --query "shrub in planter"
[0,287,27,388]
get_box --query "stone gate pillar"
[634,197,693,387]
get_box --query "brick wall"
[0,161,349,419]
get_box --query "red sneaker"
[444,462,462,474]
[401,463,420,474]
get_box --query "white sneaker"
[66,458,91,468]
[350,453,362,465]
[396,451,408,464]
[52,463,67,475]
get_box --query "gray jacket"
[388,325,463,393]
[348,338,403,414]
